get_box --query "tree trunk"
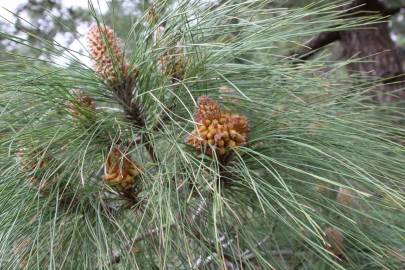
[339,0,405,102]
[291,0,405,103]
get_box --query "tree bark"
[340,0,405,102]
[291,0,405,103]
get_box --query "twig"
[194,253,237,270]
[240,236,271,260]
[194,235,297,269]
[204,235,237,269]
[288,31,340,62]
[194,235,267,269]
[123,102,158,163]
[192,197,207,220]
[108,74,159,163]
[110,225,174,264]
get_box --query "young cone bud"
[324,227,345,258]
[158,42,187,82]
[16,147,52,194]
[186,96,249,156]
[336,187,355,207]
[67,89,96,119]
[219,85,240,105]
[102,147,143,190]
[87,24,137,87]
[12,237,32,269]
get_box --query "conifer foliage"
[0,1,404,269]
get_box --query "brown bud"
[158,42,187,82]
[67,89,96,119]
[102,147,142,190]
[324,227,344,258]
[336,187,354,207]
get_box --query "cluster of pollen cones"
[87,25,248,188]
[87,24,137,87]
[186,96,249,156]
[88,23,187,84]
[103,147,143,190]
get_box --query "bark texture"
[291,0,405,103]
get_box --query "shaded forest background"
[1,0,405,103]
[1,0,404,66]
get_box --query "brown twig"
[193,236,298,269]
[288,31,341,62]
[119,94,158,163]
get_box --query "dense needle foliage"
[0,1,404,269]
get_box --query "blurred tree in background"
[276,0,405,102]
[1,0,404,69]
[0,0,91,59]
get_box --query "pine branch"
[116,86,158,163]
[2,1,405,268]
[109,152,236,265]
[87,24,158,163]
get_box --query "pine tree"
[0,1,404,269]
